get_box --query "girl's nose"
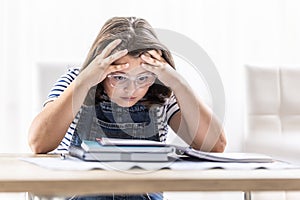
[124,80,137,93]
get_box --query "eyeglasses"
[107,72,157,88]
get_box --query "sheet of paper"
[20,156,299,171]
[19,156,174,171]
[169,160,300,170]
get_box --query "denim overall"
[69,100,163,200]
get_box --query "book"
[95,137,166,147]
[96,137,273,163]
[81,140,175,153]
[69,140,175,162]
[175,146,274,163]
[70,137,274,163]
[69,145,171,162]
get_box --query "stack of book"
[69,138,176,162]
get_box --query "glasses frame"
[107,72,157,88]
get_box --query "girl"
[28,17,226,200]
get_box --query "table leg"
[244,191,251,200]
[25,192,32,200]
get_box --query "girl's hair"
[81,17,175,106]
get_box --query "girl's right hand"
[76,39,128,89]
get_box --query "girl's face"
[103,55,154,107]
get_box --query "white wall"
[1,0,300,153]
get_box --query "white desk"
[1,154,300,198]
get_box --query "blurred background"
[1,0,300,153]
[1,0,300,199]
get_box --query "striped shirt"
[45,68,180,153]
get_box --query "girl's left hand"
[140,50,180,88]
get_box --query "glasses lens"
[136,73,156,87]
[108,74,128,87]
[107,73,156,88]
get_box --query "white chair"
[35,62,80,107]
[244,65,300,200]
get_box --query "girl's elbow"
[213,134,227,152]
[213,141,226,152]
[28,138,54,154]
[29,142,46,154]
[28,133,47,154]
[28,122,51,154]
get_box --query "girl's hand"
[77,39,129,89]
[140,50,180,88]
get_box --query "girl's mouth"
[121,97,137,101]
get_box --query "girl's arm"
[28,39,128,153]
[141,51,226,152]
[28,80,89,153]
[167,83,227,152]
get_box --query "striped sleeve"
[166,94,180,124]
[43,67,80,106]
[43,67,80,154]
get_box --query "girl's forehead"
[114,55,141,64]
[114,55,148,75]
[117,67,148,76]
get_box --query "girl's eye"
[137,76,148,82]
[113,76,127,81]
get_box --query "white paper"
[19,156,299,171]
[170,160,299,170]
[20,157,174,171]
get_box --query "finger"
[147,50,163,60]
[106,63,129,74]
[140,54,162,66]
[143,52,151,57]
[158,49,162,56]
[101,49,128,65]
[99,39,122,58]
[140,63,157,74]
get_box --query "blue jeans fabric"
[70,102,162,200]
[71,102,160,146]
